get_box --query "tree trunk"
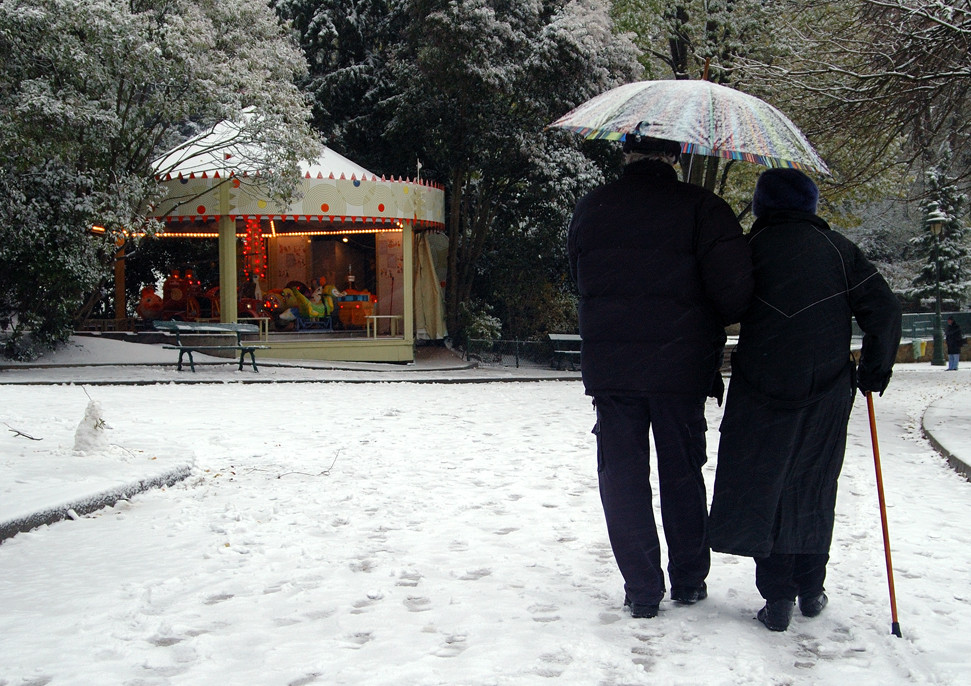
[444,166,466,336]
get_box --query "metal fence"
[462,339,554,368]
[855,312,971,339]
[467,313,971,370]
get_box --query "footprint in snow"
[458,567,492,580]
[404,596,432,612]
[340,632,374,649]
[528,603,560,622]
[433,634,467,657]
[396,570,422,587]
[203,593,233,605]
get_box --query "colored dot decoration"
[321,203,330,212]
[378,204,385,213]
[196,205,206,215]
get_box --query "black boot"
[798,592,828,618]
[624,595,659,619]
[757,599,794,632]
[670,582,708,605]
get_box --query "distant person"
[568,135,753,619]
[945,316,964,370]
[708,168,902,632]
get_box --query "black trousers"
[594,394,710,606]
[754,552,829,602]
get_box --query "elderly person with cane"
[708,168,901,632]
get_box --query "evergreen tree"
[908,154,970,309]
[390,0,640,338]
[0,0,317,359]
[272,0,406,172]
[279,0,640,339]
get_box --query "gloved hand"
[858,369,892,396]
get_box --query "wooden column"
[218,179,237,323]
[403,222,414,342]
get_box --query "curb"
[0,374,582,387]
[921,390,971,482]
[922,424,971,481]
[0,463,193,544]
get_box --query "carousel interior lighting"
[155,227,403,239]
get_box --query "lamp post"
[926,203,947,366]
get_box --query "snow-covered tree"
[0,0,317,359]
[828,1,970,176]
[389,0,640,338]
[272,0,406,170]
[610,1,780,195]
[908,155,970,308]
[612,0,774,82]
[740,1,971,195]
[280,0,640,339]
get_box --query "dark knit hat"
[622,134,682,157]
[752,168,819,217]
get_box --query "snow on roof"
[152,113,373,180]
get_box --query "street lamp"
[926,203,948,366]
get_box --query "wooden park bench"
[153,320,269,372]
[548,333,581,371]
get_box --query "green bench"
[153,320,269,372]
[549,333,581,371]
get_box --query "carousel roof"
[153,113,373,180]
[151,112,444,229]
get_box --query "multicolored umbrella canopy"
[549,80,830,175]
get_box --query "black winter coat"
[946,321,964,355]
[708,210,902,557]
[568,160,753,398]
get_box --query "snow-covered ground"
[0,337,969,685]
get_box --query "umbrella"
[549,80,829,175]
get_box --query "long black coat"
[708,210,901,557]
[568,160,753,398]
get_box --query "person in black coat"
[708,168,902,632]
[945,316,964,370]
[568,135,753,618]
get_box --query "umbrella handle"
[866,391,902,638]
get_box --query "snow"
[153,113,371,180]
[1,336,970,685]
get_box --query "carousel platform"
[78,324,415,364]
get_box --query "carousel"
[137,117,446,363]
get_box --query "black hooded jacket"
[732,210,902,398]
[568,159,753,398]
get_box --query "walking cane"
[865,392,902,638]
